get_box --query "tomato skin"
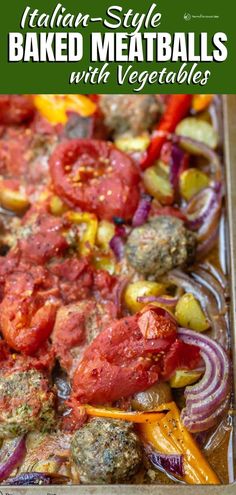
[19,231,68,265]
[72,307,201,405]
[0,266,59,355]
[49,139,140,221]
[52,299,117,372]
[162,340,200,379]
[72,314,175,405]
[138,307,177,339]
[0,294,57,355]
[0,95,35,125]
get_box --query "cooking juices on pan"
[0,94,233,485]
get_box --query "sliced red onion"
[196,185,222,244]
[169,144,185,192]
[132,195,152,227]
[185,185,221,231]
[137,295,179,307]
[3,472,68,485]
[178,328,231,432]
[177,135,223,183]
[167,269,229,349]
[0,436,26,482]
[191,267,227,314]
[109,235,124,260]
[149,451,184,478]
[199,261,228,291]
[196,224,219,259]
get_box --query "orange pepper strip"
[34,94,96,124]
[84,404,167,424]
[192,94,213,113]
[138,401,220,484]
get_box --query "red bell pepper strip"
[141,95,193,170]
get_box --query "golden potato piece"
[179,168,209,201]
[115,133,150,152]
[0,188,29,213]
[176,117,218,149]
[124,280,165,313]
[143,166,173,205]
[175,293,210,332]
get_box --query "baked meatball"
[99,95,161,137]
[125,216,196,279]
[71,418,142,484]
[0,369,55,438]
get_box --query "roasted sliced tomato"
[0,95,35,125]
[72,310,173,404]
[0,294,57,355]
[0,268,58,355]
[72,307,200,405]
[49,139,140,221]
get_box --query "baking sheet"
[1,95,235,495]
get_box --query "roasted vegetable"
[175,293,210,332]
[0,186,29,213]
[34,94,96,124]
[124,281,166,313]
[169,369,203,388]
[49,195,67,216]
[115,133,150,152]
[143,165,174,204]
[96,220,115,250]
[141,95,192,169]
[192,95,213,113]
[139,401,220,484]
[66,211,98,256]
[179,168,209,201]
[93,256,115,275]
[132,383,172,411]
[82,404,166,423]
[176,118,218,149]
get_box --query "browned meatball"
[71,418,142,484]
[0,369,55,438]
[99,95,161,137]
[125,216,196,279]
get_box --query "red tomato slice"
[72,307,200,405]
[0,294,57,355]
[49,139,140,221]
[0,95,35,125]
[72,313,176,405]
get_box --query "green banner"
[0,0,234,93]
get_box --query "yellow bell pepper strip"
[138,401,220,484]
[34,94,96,124]
[65,211,98,256]
[192,95,213,113]
[83,404,167,424]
